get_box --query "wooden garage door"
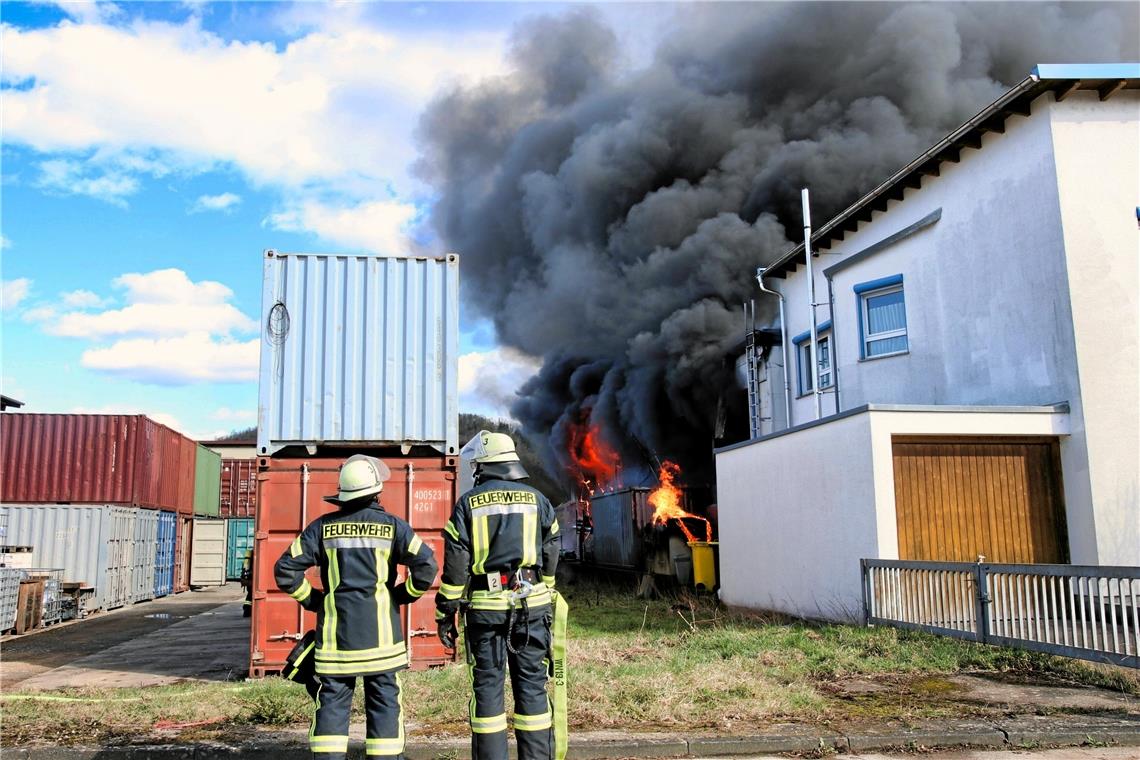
[893,437,1068,564]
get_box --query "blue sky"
[0,1,669,438]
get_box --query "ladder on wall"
[745,302,762,439]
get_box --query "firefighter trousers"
[310,672,404,758]
[466,614,553,760]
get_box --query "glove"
[436,610,458,650]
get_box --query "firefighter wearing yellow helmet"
[276,454,438,759]
[437,431,569,760]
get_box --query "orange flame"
[649,460,713,543]
[567,411,620,492]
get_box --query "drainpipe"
[825,273,842,414]
[755,268,792,430]
[803,189,822,421]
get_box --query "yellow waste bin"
[688,541,718,590]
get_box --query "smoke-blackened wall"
[416,3,1137,482]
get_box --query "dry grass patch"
[2,580,1135,746]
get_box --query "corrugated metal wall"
[1,414,197,511]
[155,510,176,597]
[0,505,144,611]
[220,459,257,517]
[225,518,254,580]
[132,509,158,603]
[194,445,222,516]
[190,518,227,586]
[257,252,460,456]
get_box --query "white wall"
[765,89,1139,566]
[717,411,877,622]
[717,405,1070,621]
[1050,92,1140,566]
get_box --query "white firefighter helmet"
[327,454,390,504]
[461,430,521,464]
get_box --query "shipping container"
[131,509,158,603]
[250,455,457,677]
[194,445,222,517]
[174,515,193,593]
[190,518,227,587]
[220,459,257,517]
[587,488,709,570]
[154,510,176,597]
[257,252,460,458]
[0,505,144,611]
[225,518,254,580]
[1,414,196,512]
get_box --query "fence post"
[860,559,870,626]
[974,557,990,644]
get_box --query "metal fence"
[862,559,1139,668]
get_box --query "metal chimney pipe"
[802,188,822,421]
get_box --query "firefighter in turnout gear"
[276,455,438,759]
[437,431,566,760]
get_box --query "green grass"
[2,581,1136,746]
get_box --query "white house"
[716,64,1139,622]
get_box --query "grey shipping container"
[190,518,227,587]
[257,251,459,457]
[132,509,158,603]
[0,505,144,612]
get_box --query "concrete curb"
[6,720,1140,759]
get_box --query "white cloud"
[458,347,541,419]
[1,235,11,250]
[267,198,418,255]
[37,158,140,205]
[61,289,111,309]
[191,192,241,213]
[81,332,259,385]
[47,268,255,339]
[1,16,506,194]
[211,406,257,423]
[28,268,259,385]
[1,278,32,312]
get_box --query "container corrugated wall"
[257,252,460,457]
[132,509,158,603]
[249,455,457,676]
[220,459,257,517]
[1,414,197,511]
[175,515,193,593]
[154,511,176,597]
[190,518,227,586]
[193,446,222,516]
[225,518,254,579]
[0,505,143,611]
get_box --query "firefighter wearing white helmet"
[276,454,438,760]
[437,431,568,760]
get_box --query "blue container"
[257,251,460,457]
[225,517,255,580]
[154,510,176,597]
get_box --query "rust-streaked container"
[250,455,456,677]
[174,514,193,593]
[1,414,196,513]
[220,459,257,518]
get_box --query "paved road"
[1,584,246,689]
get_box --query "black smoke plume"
[416,3,1137,484]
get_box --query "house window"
[856,275,908,359]
[796,331,833,395]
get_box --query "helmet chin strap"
[474,460,530,484]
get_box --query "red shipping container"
[219,459,257,518]
[250,455,458,677]
[174,514,193,593]
[1,413,196,513]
